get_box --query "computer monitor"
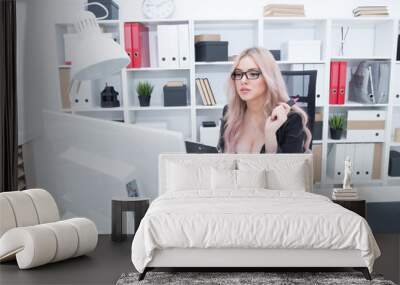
[39,110,186,233]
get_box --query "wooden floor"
[0,235,134,285]
[1,234,398,285]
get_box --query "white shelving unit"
[55,17,400,187]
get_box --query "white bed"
[131,154,380,281]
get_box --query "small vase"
[330,128,343,140]
[138,95,151,107]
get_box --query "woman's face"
[233,56,267,103]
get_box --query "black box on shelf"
[389,150,400,177]
[202,121,216,127]
[87,0,119,20]
[269,50,281,61]
[163,85,188,106]
[195,41,228,62]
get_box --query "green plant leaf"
[329,114,345,130]
[136,81,154,97]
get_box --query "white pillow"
[166,159,236,192]
[210,168,267,190]
[211,168,236,190]
[265,162,307,191]
[236,169,267,189]
[167,162,209,191]
[237,158,309,191]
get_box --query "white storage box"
[346,110,386,142]
[347,110,386,121]
[200,125,220,147]
[281,40,321,61]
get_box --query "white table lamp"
[70,4,129,81]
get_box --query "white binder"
[70,80,93,109]
[352,144,364,182]
[157,25,179,68]
[178,24,190,68]
[327,144,346,180]
[353,144,373,181]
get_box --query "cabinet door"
[304,64,324,107]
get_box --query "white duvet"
[131,189,380,273]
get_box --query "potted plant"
[329,115,345,140]
[136,81,154,107]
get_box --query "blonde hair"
[223,47,312,153]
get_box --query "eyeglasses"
[231,69,262,80]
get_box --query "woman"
[217,47,312,154]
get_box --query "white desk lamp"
[70,2,129,81]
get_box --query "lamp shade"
[70,11,129,81]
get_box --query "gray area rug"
[116,271,396,285]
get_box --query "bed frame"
[139,248,371,280]
[137,154,372,281]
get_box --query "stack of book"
[332,187,359,200]
[353,6,389,17]
[195,78,217,106]
[263,4,305,17]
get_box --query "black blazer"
[217,105,306,153]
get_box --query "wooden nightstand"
[332,199,366,218]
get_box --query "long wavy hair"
[223,47,312,153]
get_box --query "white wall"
[119,0,400,19]
[17,0,400,204]
[17,0,400,144]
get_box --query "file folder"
[178,24,190,68]
[337,61,347,104]
[124,23,150,68]
[329,61,339,104]
[131,23,150,68]
[124,23,133,68]
[157,25,179,68]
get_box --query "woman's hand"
[265,102,291,134]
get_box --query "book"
[264,11,304,16]
[264,11,305,17]
[195,78,209,105]
[264,7,304,13]
[332,196,360,201]
[333,192,358,197]
[352,5,389,17]
[200,78,213,105]
[264,4,304,10]
[200,78,213,106]
[263,4,305,17]
[353,6,388,12]
[204,78,217,105]
[354,12,389,17]
[333,188,357,193]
